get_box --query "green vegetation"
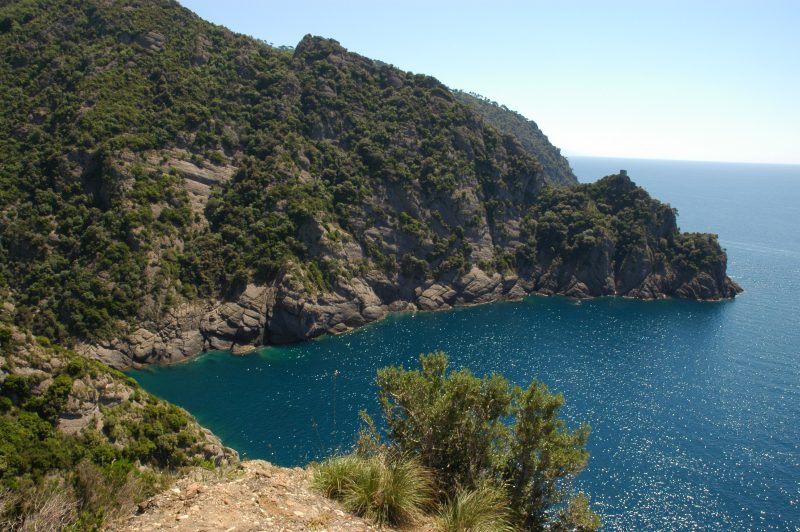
[454,91,577,187]
[553,493,602,532]
[0,0,547,341]
[516,173,728,283]
[436,484,514,532]
[0,328,224,528]
[0,0,551,344]
[0,0,733,351]
[314,353,600,530]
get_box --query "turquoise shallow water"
[130,157,800,530]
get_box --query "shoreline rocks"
[80,263,741,370]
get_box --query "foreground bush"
[374,352,599,530]
[312,454,433,526]
[0,476,76,531]
[552,493,602,532]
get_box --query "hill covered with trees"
[0,0,739,368]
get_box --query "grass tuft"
[311,454,365,500]
[435,483,514,532]
[312,453,434,526]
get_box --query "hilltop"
[454,91,576,187]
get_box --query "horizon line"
[563,154,800,167]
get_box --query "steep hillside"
[0,0,740,368]
[454,91,577,186]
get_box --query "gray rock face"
[82,284,273,368]
[201,284,273,353]
[81,170,741,370]
[74,268,455,367]
[81,226,740,369]
[79,267,538,368]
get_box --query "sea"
[129,157,800,530]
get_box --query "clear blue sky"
[178,1,799,165]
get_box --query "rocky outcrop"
[80,174,742,368]
[82,284,274,368]
[530,237,741,301]
[79,269,516,368]
[143,148,235,217]
[1,330,238,466]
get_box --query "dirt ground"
[117,460,396,532]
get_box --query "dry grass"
[435,483,514,532]
[1,476,79,531]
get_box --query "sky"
[178,1,800,165]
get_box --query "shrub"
[1,374,32,403]
[375,352,598,530]
[552,493,602,532]
[65,357,88,378]
[26,373,73,422]
[72,459,166,527]
[312,453,434,527]
[10,475,78,531]
[0,328,13,352]
[377,352,510,492]
[311,454,363,500]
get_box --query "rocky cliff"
[84,171,741,369]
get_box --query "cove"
[129,293,795,530]
[130,158,800,530]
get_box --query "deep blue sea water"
[130,157,800,530]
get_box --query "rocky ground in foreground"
[118,460,431,532]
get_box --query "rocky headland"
[83,173,741,369]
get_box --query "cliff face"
[0,0,740,369]
[85,172,741,369]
